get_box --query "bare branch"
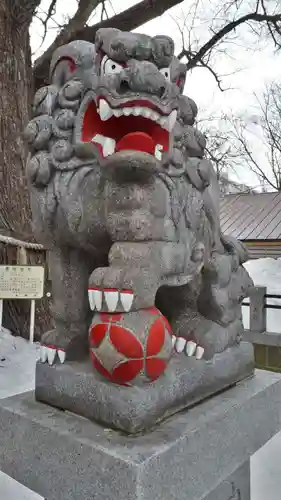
[237,132,277,190]
[34,0,185,88]
[101,1,110,21]
[179,10,281,72]
[229,84,281,192]
[37,0,58,50]
[34,0,103,87]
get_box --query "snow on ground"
[0,329,43,498]
[0,328,40,399]
[243,258,281,332]
[1,257,281,499]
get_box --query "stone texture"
[25,28,254,387]
[244,328,281,347]
[203,461,250,500]
[35,342,254,433]
[1,371,281,500]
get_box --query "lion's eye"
[160,67,170,80]
[101,56,123,76]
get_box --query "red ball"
[89,307,173,386]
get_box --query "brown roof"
[219,192,281,240]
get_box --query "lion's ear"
[176,63,187,93]
[170,57,187,93]
[51,56,76,87]
[49,40,96,87]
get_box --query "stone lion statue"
[24,28,253,385]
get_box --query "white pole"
[29,299,36,344]
[0,299,3,331]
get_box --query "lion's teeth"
[113,109,122,117]
[154,144,163,161]
[143,108,153,119]
[96,101,170,129]
[162,109,177,132]
[103,138,116,157]
[92,134,105,146]
[91,134,116,157]
[98,99,113,121]
[133,107,142,116]
[150,111,160,121]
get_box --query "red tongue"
[116,132,155,155]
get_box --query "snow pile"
[243,258,281,333]
[0,328,40,399]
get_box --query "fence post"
[249,286,266,333]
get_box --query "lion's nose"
[117,63,169,99]
[119,79,131,94]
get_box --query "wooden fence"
[243,287,281,371]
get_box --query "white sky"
[30,0,281,188]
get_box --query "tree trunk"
[0,3,51,337]
[0,11,32,232]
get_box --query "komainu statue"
[25,28,254,432]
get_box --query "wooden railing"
[242,287,281,333]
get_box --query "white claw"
[120,292,134,312]
[46,347,56,366]
[104,291,119,312]
[88,290,95,311]
[40,345,47,363]
[93,290,103,311]
[175,337,186,353]
[186,341,197,357]
[58,349,66,364]
[172,335,176,348]
[196,346,205,360]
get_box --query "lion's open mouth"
[81,98,177,160]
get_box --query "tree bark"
[0,7,33,234]
[0,2,51,337]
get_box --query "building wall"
[244,241,281,260]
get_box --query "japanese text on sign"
[0,266,45,299]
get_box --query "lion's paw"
[39,329,88,365]
[172,336,205,359]
[89,266,158,312]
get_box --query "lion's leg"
[157,258,247,361]
[88,177,198,312]
[88,241,190,312]
[40,247,95,364]
[156,280,210,360]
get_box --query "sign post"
[0,299,3,330]
[0,265,45,342]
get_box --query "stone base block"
[204,460,250,500]
[35,342,254,433]
[1,370,281,500]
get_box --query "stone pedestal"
[1,370,281,500]
[35,342,254,433]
